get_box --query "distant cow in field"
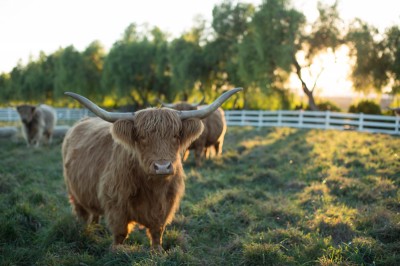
[388,107,400,116]
[62,88,242,250]
[16,104,57,147]
[161,100,227,166]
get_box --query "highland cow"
[388,107,400,116]
[62,88,242,250]
[16,104,57,147]
[161,101,227,166]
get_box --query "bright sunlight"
[290,45,354,97]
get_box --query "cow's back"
[62,117,114,214]
[38,104,57,132]
[202,107,226,146]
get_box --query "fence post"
[8,108,12,122]
[358,113,364,131]
[298,110,303,128]
[325,111,330,130]
[258,110,263,128]
[277,110,282,127]
[241,110,245,126]
[395,116,399,134]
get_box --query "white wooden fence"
[1,108,399,135]
[225,110,400,135]
[0,108,92,122]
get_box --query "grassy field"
[0,126,399,265]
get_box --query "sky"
[1,0,399,96]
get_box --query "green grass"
[0,127,399,265]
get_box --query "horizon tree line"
[0,0,399,111]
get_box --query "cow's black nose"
[153,160,173,175]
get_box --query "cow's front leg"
[194,146,203,166]
[31,134,40,148]
[110,222,129,247]
[147,225,165,251]
[106,209,130,247]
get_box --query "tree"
[0,73,12,103]
[21,59,46,101]
[169,36,204,100]
[8,63,25,102]
[53,46,86,99]
[1,52,55,103]
[384,25,400,97]
[82,41,105,100]
[346,19,391,94]
[102,24,170,108]
[204,0,255,97]
[238,0,305,109]
[150,27,171,100]
[238,0,345,110]
[39,52,56,101]
[294,1,344,110]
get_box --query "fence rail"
[225,110,400,135]
[0,108,92,122]
[1,108,399,135]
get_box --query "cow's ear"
[180,118,204,151]
[111,119,136,148]
[30,106,36,113]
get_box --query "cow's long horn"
[64,92,133,122]
[178,87,242,120]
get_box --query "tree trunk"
[303,87,318,111]
[292,56,319,111]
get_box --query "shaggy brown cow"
[388,107,400,116]
[62,88,242,250]
[161,101,227,166]
[16,104,57,147]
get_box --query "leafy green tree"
[384,25,400,97]
[21,59,46,101]
[238,0,305,108]
[102,24,170,107]
[82,41,105,100]
[295,1,344,110]
[346,19,391,94]
[239,0,345,111]
[150,27,171,100]
[169,36,204,100]
[205,0,254,97]
[53,46,86,99]
[20,51,59,102]
[0,73,12,103]
[39,52,56,101]
[8,63,25,102]
[167,17,214,102]
[2,52,55,103]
